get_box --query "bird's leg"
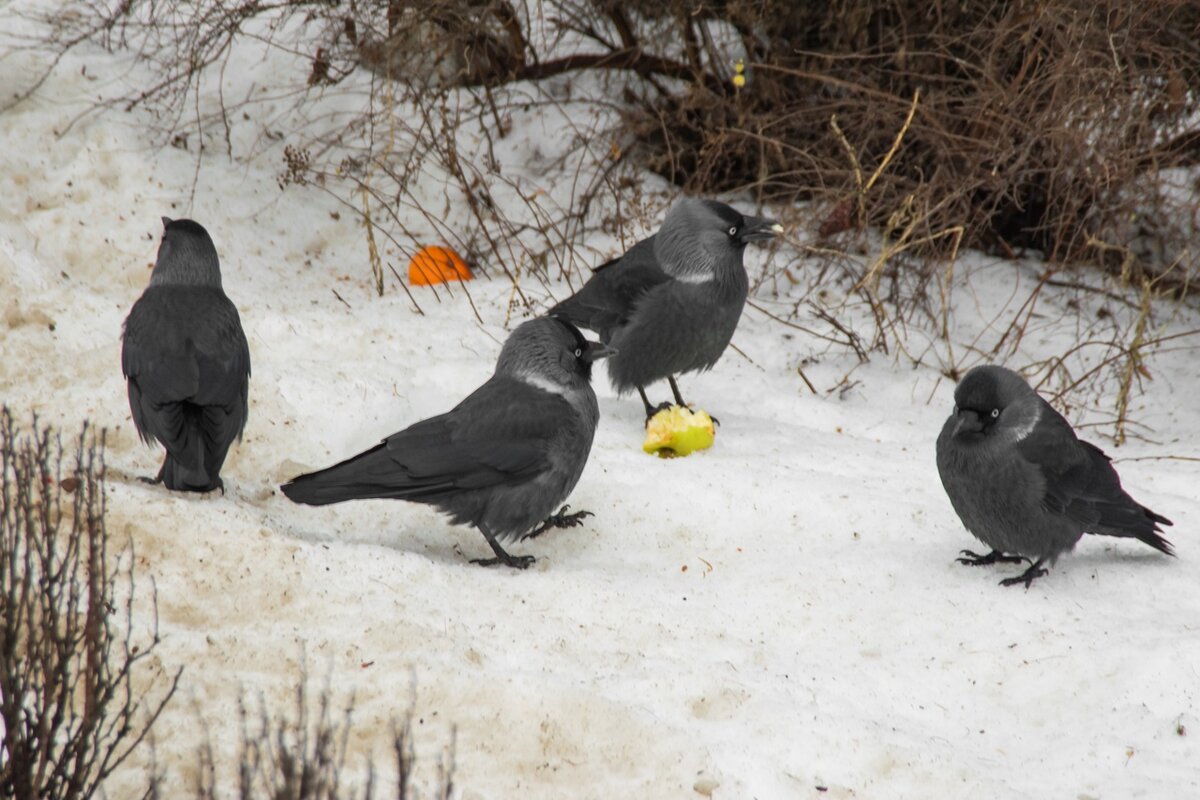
[523,505,593,540]
[668,374,719,426]
[956,549,1028,567]
[637,386,654,416]
[138,463,167,486]
[638,386,668,416]
[471,524,535,569]
[667,375,687,406]
[999,557,1048,589]
[638,386,672,425]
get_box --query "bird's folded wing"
[382,376,571,492]
[123,289,249,392]
[552,236,672,337]
[1016,410,1145,530]
[122,288,250,440]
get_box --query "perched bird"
[122,218,251,492]
[550,197,781,420]
[936,365,1173,587]
[280,316,613,569]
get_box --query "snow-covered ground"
[2,11,1199,798]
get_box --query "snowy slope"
[2,14,1198,799]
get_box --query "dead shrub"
[192,667,454,799]
[628,1,1200,288]
[0,408,180,799]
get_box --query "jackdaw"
[280,316,613,569]
[550,197,781,420]
[122,218,251,492]
[936,365,1173,587]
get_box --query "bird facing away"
[936,365,1173,588]
[122,218,251,493]
[280,316,614,569]
[550,197,781,420]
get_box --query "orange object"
[407,245,472,286]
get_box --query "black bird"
[936,365,1173,587]
[551,197,781,420]
[122,218,250,492]
[281,316,613,569]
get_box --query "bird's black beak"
[739,215,784,244]
[161,216,174,230]
[583,341,617,363]
[952,406,983,437]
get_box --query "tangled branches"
[634,0,1200,287]
[0,409,180,798]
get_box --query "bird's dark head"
[496,316,615,387]
[949,365,1036,439]
[551,316,616,381]
[151,217,222,288]
[700,199,784,246]
[654,198,783,281]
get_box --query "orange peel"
[408,245,472,286]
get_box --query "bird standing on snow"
[936,365,1173,588]
[122,218,251,492]
[550,198,781,420]
[281,317,613,569]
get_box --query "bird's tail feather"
[1091,504,1174,556]
[1135,530,1175,557]
[281,443,441,506]
[159,406,222,492]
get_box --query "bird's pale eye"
[574,348,582,358]
[728,225,737,236]
[990,408,1000,419]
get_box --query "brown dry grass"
[632,1,1200,290]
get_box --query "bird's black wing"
[122,286,251,447]
[281,376,570,505]
[549,235,672,340]
[387,376,566,491]
[1016,401,1172,549]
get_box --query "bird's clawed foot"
[137,475,163,486]
[643,378,717,426]
[998,558,1048,589]
[523,505,592,540]
[638,385,667,424]
[471,553,536,570]
[474,524,535,570]
[956,549,1028,567]
[665,375,719,424]
[644,401,674,426]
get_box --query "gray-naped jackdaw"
[122,218,251,493]
[550,197,781,420]
[280,316,613,569]
[936,365,1173,588]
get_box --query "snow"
[2,11,1199,798]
